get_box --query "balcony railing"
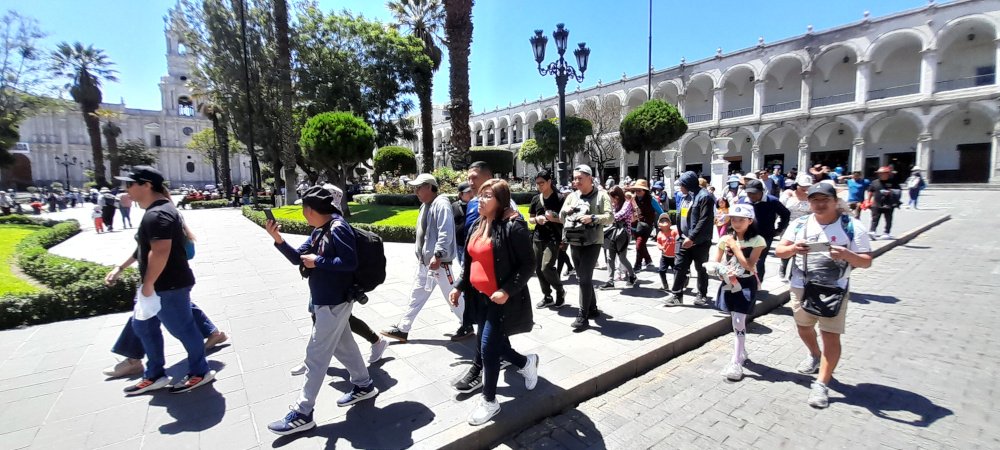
[761,100,801,115]
[811,92,855,107]
[720,107,752,120]
[868,83,920,100]
[935,73,996,93]
[685,113,712,123]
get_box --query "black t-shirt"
[529,192,565,242]
[135,199,195,291]
[452,199,468,246]
[868,179,900,208]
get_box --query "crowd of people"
[91,158,900,437]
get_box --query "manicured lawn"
[0,224,43,295]
[271,203,533,227]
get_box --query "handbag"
[603,222,629,253]
[633,221,653,239]
[800,252,848,318]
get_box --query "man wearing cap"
[382,174,469,342]
[559,164,613,331]
[264,184,378,435]
[842,171,870,219]
[866,166,901,239]
[106,166,216,395]
[742,178,790,280]
[775,182,872,408]
[452,181,474,262]
[665,171,715,307]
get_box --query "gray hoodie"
[415,194,458,264]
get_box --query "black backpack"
[350,226,386,293]
[104,195,116,207]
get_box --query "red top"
[657,228,678,257]
[468,234,498,295]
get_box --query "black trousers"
[871,207,894,234]
[570,244,602,316]
[669,241,711,299]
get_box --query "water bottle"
[424,269,437,292]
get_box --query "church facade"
[1,16,251,190]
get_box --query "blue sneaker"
[336,383,379,407]
[267,409,315,436]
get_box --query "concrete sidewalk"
[0,192,954,449]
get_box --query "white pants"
[397,262,465,333]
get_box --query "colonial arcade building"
[422,0,1000,185]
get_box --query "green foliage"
[620,99,687,153]
[0,220,139,329]
[0,214,63,227]
[299,112,375,171]
[374,146,417,178]
[242,205,417,243]
[533,117,593,161]
[432,166,465,192]
[469,147,514,176]
[118,139,157,167]
[517,138,552,168]
[0,12,52,168]
[49,182,63,191]
[188,199,231,209]
[187,128,242,164]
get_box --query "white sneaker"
[467,395,501,426]
[808,381,829,408]
[103,358,144,378]
[369,338,389,364]
[290,363,307,376]
[518,354,539,390]
[796,354,821,374]
[721,363,743,381]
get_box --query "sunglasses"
[125,180,148,188]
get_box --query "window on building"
[177,42,188,55]
[183,127,194,136]
[186,162,195,173]
[178,96,195,117]
[154,135,162,147]
[975,66,996,86]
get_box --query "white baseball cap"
[729,203,755,220]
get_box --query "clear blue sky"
[8,0,931,112]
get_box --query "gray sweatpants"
[294,302,372,414]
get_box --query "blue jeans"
[474,293,527,402]
[132,287,210,380]
[112,303,217,360]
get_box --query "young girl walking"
[710,203,766,381]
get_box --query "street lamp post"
[531,24,590,187]
[54,153,77,189]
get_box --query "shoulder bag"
[798,216,852,318]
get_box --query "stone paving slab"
[0,192,953,449]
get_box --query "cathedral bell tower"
[159,8,196,118]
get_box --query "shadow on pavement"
[552,307,664,341]
[272,400,435,449]
[326,358,399,395]
[830,381,954,427]
[149,361,229,434]
[741,361,813,389]
[849,293,901,305]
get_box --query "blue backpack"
[791,214,855,243]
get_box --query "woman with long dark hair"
[450,179,538,426]
[601,186,636,289]
[709,203,766,382]
[628,179,658,271]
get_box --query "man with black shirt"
[452,182,474,262]
[105,166,215,395]
[530,170,567,309]
[867,166,901,239]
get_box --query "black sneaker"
[451,326,475,341]
[571,316,589,331]
[693,295,710,307]
[535,296,555,309]
[380,326,408,343]
[454,366,483,393]
[169,370,217,394]
[551,293,566,309]
[337,383,379,407]
[599,281,615,290]
[588,308,602,319]
[664,295,682,307]
[627,276,638,287]
[267,409,315,436]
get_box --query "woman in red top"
[449,179,538,427]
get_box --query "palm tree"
[197,100,233,198]
[443,0,473,169]
[273,0,297,204]
[102,121,121,177]
[388,0,445,173]
[50,42,118,187]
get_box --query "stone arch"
[758,124,803,171]
[930,103,995,182]
[932,14,1000,50]
[684,72,719,93]
[565,102,578,117]
[497,116,510,145]
[762,54,805,112]
[542,106,558,119]
[864,28,930,66]
[680,133,713,175]
[604,90,626,107]
[759,121,805,142]
[804,116,861,139]
[928,102,999,136]
[762,52,809,80]
[684,73,715,122]
[720,65,758,118]
[861,110,927,139]
[934,15,998,91]
[652,80,681,105]
[718,62,762,87]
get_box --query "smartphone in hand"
[806,241,831,253]
[264,208,276,222]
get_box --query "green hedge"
[189,199,232,209]
[353,192,537,206]
[242,206,417,243]
[0,220,140,330]
[0,215,63,227]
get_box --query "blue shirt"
[275,215,358,306]
[847,179,870,202]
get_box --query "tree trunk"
[273,0,298,206]
[637,150,647,182]
[418,73,435,173]
[210,150,220,186]
[106,132,119,180]
[445,0,474,169]
[212,114,233,199]
[84,108,107,187]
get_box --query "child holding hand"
[655,213,678,291]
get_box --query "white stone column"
[800,71,812,111]
[797,138,810,172]
[753,80,765,118]
[851,138,866,173]
[676,94,686,118]
[712,88,723,122]
[919,50,938,96]
[750,145,762,172]
[991,123,1000,183]
[995,39,1000,86]
[916,133,933,182]
[855,61,871,106]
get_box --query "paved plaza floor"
[0,191,957,449]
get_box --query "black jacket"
[456,216,535,335]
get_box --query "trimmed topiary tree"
[373,145,417,181]
[299,111,376,215]
[470,146,514,178]
[517,138,554,171]
[620,99,687,179]
[532,116,593,165]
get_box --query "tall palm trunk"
[274,0,297,205]
[418,72,435,172]
[83,107,107,186]
[105,132,119,178]
[211,114,233,199]
[444,0,473,169]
